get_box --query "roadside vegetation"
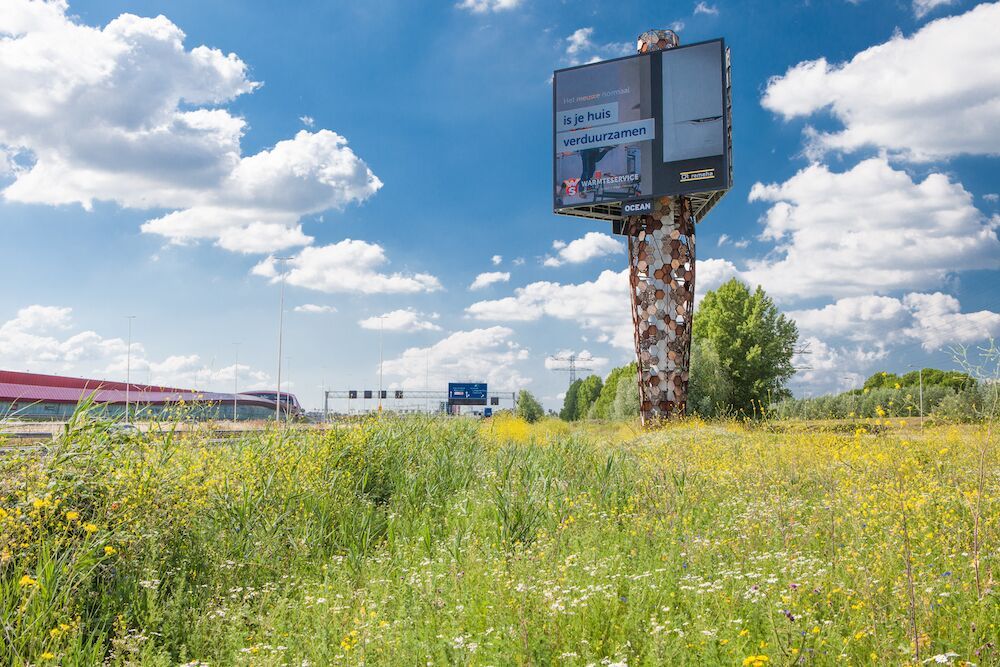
[2,408,998,665]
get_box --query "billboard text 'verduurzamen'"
[556,119,655,152]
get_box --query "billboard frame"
[552,38,731,223]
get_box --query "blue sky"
[1,0,998,411]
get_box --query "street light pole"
[274,256,293,423]
[125,316,135,424]
[907,364,925,428]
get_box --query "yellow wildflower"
[83,523,98,533]
[65,510,80,521]
[19,574,37,587]
[104,545,116,556]
[41,653,55,661]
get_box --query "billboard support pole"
[628,29,694,426]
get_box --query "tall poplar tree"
[692,278,798,415]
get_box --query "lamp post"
[274,256,293,422]
[125,315,135,424]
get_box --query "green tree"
[862,371,902,391]
[688,338,733,417]
[559,379,582,421]
[573,375,603,420]
[612,374,640,419]
[863,368,977,392]
[693,278,798,415]
[590,363,638,419]
[515,390,544,423]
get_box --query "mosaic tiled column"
[626,196,695,424]
[626,28,694,426]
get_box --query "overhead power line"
[547,354,594,385]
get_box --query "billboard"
[553,39,730,219]
[448,382,488,406]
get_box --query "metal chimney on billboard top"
[552,28,732,425]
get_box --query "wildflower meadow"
[1,412,997,665]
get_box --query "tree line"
[522,278,993,423]
[557,278,799,420]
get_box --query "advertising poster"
[660,41,727,193]
[554,39,730,219]
[554,55,653,210]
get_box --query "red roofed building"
[0,370,289,421]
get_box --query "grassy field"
[1,413,997,666]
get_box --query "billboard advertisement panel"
[554,55,653,210]
[448,382,488,406]
[659,41,728,193]
[553,39,730,219]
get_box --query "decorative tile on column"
[627,196,695,424]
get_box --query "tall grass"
[1,409,997,665]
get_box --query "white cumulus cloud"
[790,336,889,396]
[293,304,336,314]
[563,27,630,66]
[0,1,381,254]
[913,0,956,19]
[694,2,719,16]
[696,258,742,300]
[745,158,1000,299]
[469,271,511,290]
[467,269,633,349]
[0,304,270,390]
[566,27,594,55]
[358,309,441,332]
[456,0,522,13]
[381,327,530,390]
[902,292,1000,351]
[789,292,1000,353]
[761,2,1000,161]
[544,232,624,267]
[252,240,442,295]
